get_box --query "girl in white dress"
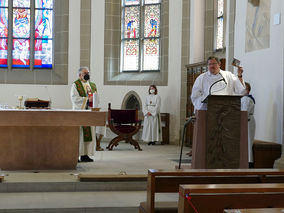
[142,85,162,145]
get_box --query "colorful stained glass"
[35,0,53,9]
[35,10,53,39]
[13,0,30,8]
[0,0,8,7]
[0,8,8,38]
[34,39,52,68]
[144,5,160,38]
[13,8,30,38]
[216,17,224,49]
[0,38,7,67]
[124,0,140,6]
[143,39,159,70]
[144,0,161,4]
[217,0,224,17]
[124,6,140,39]
[122,40,139,71]
[12,39,30,68]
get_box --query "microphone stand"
[178,116,196,169]
[208,72,227,96]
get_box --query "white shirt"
[191,70,246,110]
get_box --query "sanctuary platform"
[0,141,190,213]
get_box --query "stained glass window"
[0,0,54,69]
[0,0,8,7]
[13,0,30,8]
[13,8,30,38]
[35,0,53,9]
[0,0,53,69]
[124,0,140,6]
[124,6,140,39]
[216,0,224,50]
[35,5,53,68]
[143,39,159,70]
[0,5,8,67]
[144,0,161,4]
[12,39,30,67]
[144,5,160,38]
[121,0,161,72]
[122,40,139,71]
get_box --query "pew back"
[143,169,284,213]
[178,183,284,213]
[224,208,284,213]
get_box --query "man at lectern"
[70,67,103,162]
[191,56,246,110]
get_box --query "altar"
[0,110,106,170]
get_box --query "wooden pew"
[178,183,284,213]
[224,208,284,213]
[139,169,284,213]
[78,174,147,182]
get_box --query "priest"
[191,56,246,110]
[70,67,101,162]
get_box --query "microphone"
[208,72,227,96]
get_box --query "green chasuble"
[74,79,97,142]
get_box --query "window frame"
[120,0,161,73]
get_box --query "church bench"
[224,208,284,213]
[178,183,284,213]
[78,174,147,182]
[253,140,282,168]
[139,169,284,213]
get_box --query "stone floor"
[2,141,191,182]
[0,142,191,212]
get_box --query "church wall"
[91,0,183,144]
[234,0,284,143]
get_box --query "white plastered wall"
[234,0,284,143]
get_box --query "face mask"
[150,89,155,94]
[83,74,90,81]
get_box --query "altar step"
[0,191,178,213]
[0,177,148,212]
[0,191,144,213]
[0,179,146,192]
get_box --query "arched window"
[0,0,53,69]
[121,0,161,72]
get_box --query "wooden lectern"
[191,95,248,169]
